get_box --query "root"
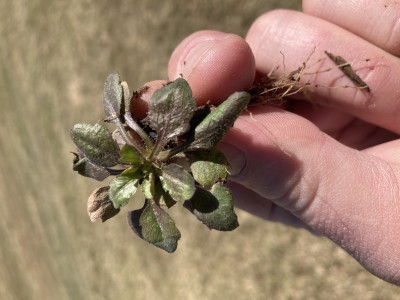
[248,47,374,106]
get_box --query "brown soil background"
[1,0,399,299]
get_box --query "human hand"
[137,0,400,285]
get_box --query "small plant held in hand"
[70,74,249,253]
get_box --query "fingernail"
[219,142,245,176]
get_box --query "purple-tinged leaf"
[161,163,195,202]
[72,151,111,181]
[188,91,250,150]
[70,123,120,167]
[184,184,238,231]
[127,199,181,253]
[148,78,196,156]
[103,73,123,122]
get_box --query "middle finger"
[246,10,400,134]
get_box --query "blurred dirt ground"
[1,0,399,299]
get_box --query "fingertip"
[168,30,256,104]
[245,9,315,75]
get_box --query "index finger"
[168,30,256,105]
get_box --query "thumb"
[222,104,400,285]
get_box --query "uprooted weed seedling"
[70,50,371,253]
[71,74,249,252]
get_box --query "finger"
[287,101,398,150]
[245,10,400,134]
[226,180,309,229]
[168,30,256,105]
[222,104,400,284]
[130,80,167,120]
[364,139,400,164]
[303,0,400,56]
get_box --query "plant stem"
[114,121,145,158]
[124,114,154,149]
[157,140,191,161]
[147,132,164,161]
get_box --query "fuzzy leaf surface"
[188,91,250,150]
[161,163,195,202]
[148,78,196,146]
[87,186,120,222]
[103,73,123,122]
[103,74,150,152]
[120,144,142,166]
[72,151,111,181]
[127,200,181,253]
[70,123,120,167]
[187,148,228,187]
[109,167,141,208]
[121,81,131,113]
[184,184,238,231]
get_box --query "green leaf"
[155,178,176,208]
[160,163,195,202]
[148,78,196,151]
[70,123,120,167]
[179,104,211,140]
[186,148,228,187]
[184,184,239,231]
[120,144,142,165]
[87,186,120,222]
[72,151,111,181]
[109,167,142,208]
[141,177,155,200]
[141,176,176,208]
[127,199,181,253]
[103,73,123,122]
[188,91,250,150]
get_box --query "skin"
[135,0,400,285]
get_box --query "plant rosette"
[70,74,249,252]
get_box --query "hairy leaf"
[180,104,211,140]
[188,91,250,150]
[72,151,111,181]
[121,81,131,112]
[103,73,123,122]
[120,144,142,166]
[161,163,195,202]
[70,123,120,167]
[122,82,155,149]
[148,78,196,149]
[103,74,148,153]
[87,186,120,222]
[141,177,155,200]
[186,148,228,187]
[109,167,141,208]
[184,184,239,231]
[155,178,176,208]
[141,177,176,208]
[112,129,125,146]
[127,199,181,253]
